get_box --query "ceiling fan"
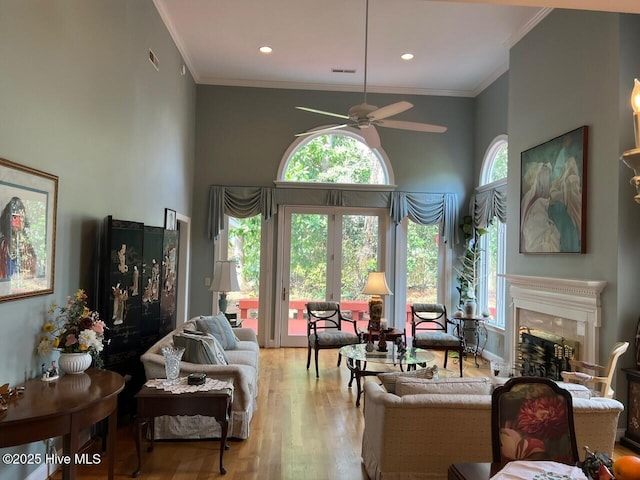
[295,0,447,148]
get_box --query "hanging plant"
[455,216,487,308]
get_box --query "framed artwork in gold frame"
[0,158,58,302]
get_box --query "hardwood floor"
[51,348,634,479]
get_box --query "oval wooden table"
[0,368,124,480]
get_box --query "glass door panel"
[279,207,385,347]
[340,214,379,334]
[284,213,329,344]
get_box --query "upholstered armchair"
[306,301,360,378]
[411,303,464,377]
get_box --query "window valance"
[207,186,277,240]
[390,192,458,245]
[208,185,458,246]
[471,179,506,230]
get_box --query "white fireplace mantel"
[503,275,607,366]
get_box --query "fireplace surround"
[504,275,606,373]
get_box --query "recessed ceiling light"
[401,53,414,61]
[259,46,273,54]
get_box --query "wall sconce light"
[622,78,640,203]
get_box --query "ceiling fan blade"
[359,125,381,149]
[367,101,413,121]
[296,106,350,120]
[295,124,350,137]
[377,119,448,133]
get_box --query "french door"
[278,206,387,347]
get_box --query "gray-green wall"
[474,72,509,356]
[0,2,196,478]
[507,10,640,401]
[190,86,475,316]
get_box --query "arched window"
[481,135,508,184]
[478,135,507,329]
[278,128,394,185]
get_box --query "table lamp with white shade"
[362,271,393,345]
[210,260,240,314]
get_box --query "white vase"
[58,352,92,375]
[464,299,476,318]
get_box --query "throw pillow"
[377,366,439,394]
[196,314,239,350]
[173,331,229,365]
[395,376,493,397]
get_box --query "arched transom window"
[278,129,394,185]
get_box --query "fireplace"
[518,327,577,380]
[504,275,606,373]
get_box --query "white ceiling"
[154,0,640,97]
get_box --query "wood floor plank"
[49,348,633,479]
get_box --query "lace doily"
[145,377,234,394]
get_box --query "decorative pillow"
[377,366,439,394]
[395,376,493,397]
[197,314,239,350]
[173,331,229,365]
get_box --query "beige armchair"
[560,341,629,398]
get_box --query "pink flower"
[92,321,105,334]
[65,334,78,347]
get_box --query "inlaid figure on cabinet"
[112,283,128,325]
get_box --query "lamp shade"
[210,260,240,293]
[362,271,392,296]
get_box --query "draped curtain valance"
[207,185,458,246]
[471,179,507,230]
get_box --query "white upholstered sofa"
[361,376,624,480]
[140,316,259,439]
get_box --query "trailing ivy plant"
[455,216,487,308]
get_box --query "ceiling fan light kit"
[295,0,447,146]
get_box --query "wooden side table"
[0,369,124,480]
[621,368,640,453]
[132,380,233,476]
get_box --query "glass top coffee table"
[339,343,435,406]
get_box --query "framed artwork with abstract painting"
[0,158,58,302]
[519,126,588,254]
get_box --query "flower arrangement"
[36,289,106,365]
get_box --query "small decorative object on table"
[161,345,185,386]
[187,372,206,386]
[41,361,59,381]
[365,338,375,352]
[579,446,614,480]
[36,289,107,374]
[377,330,387,352]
